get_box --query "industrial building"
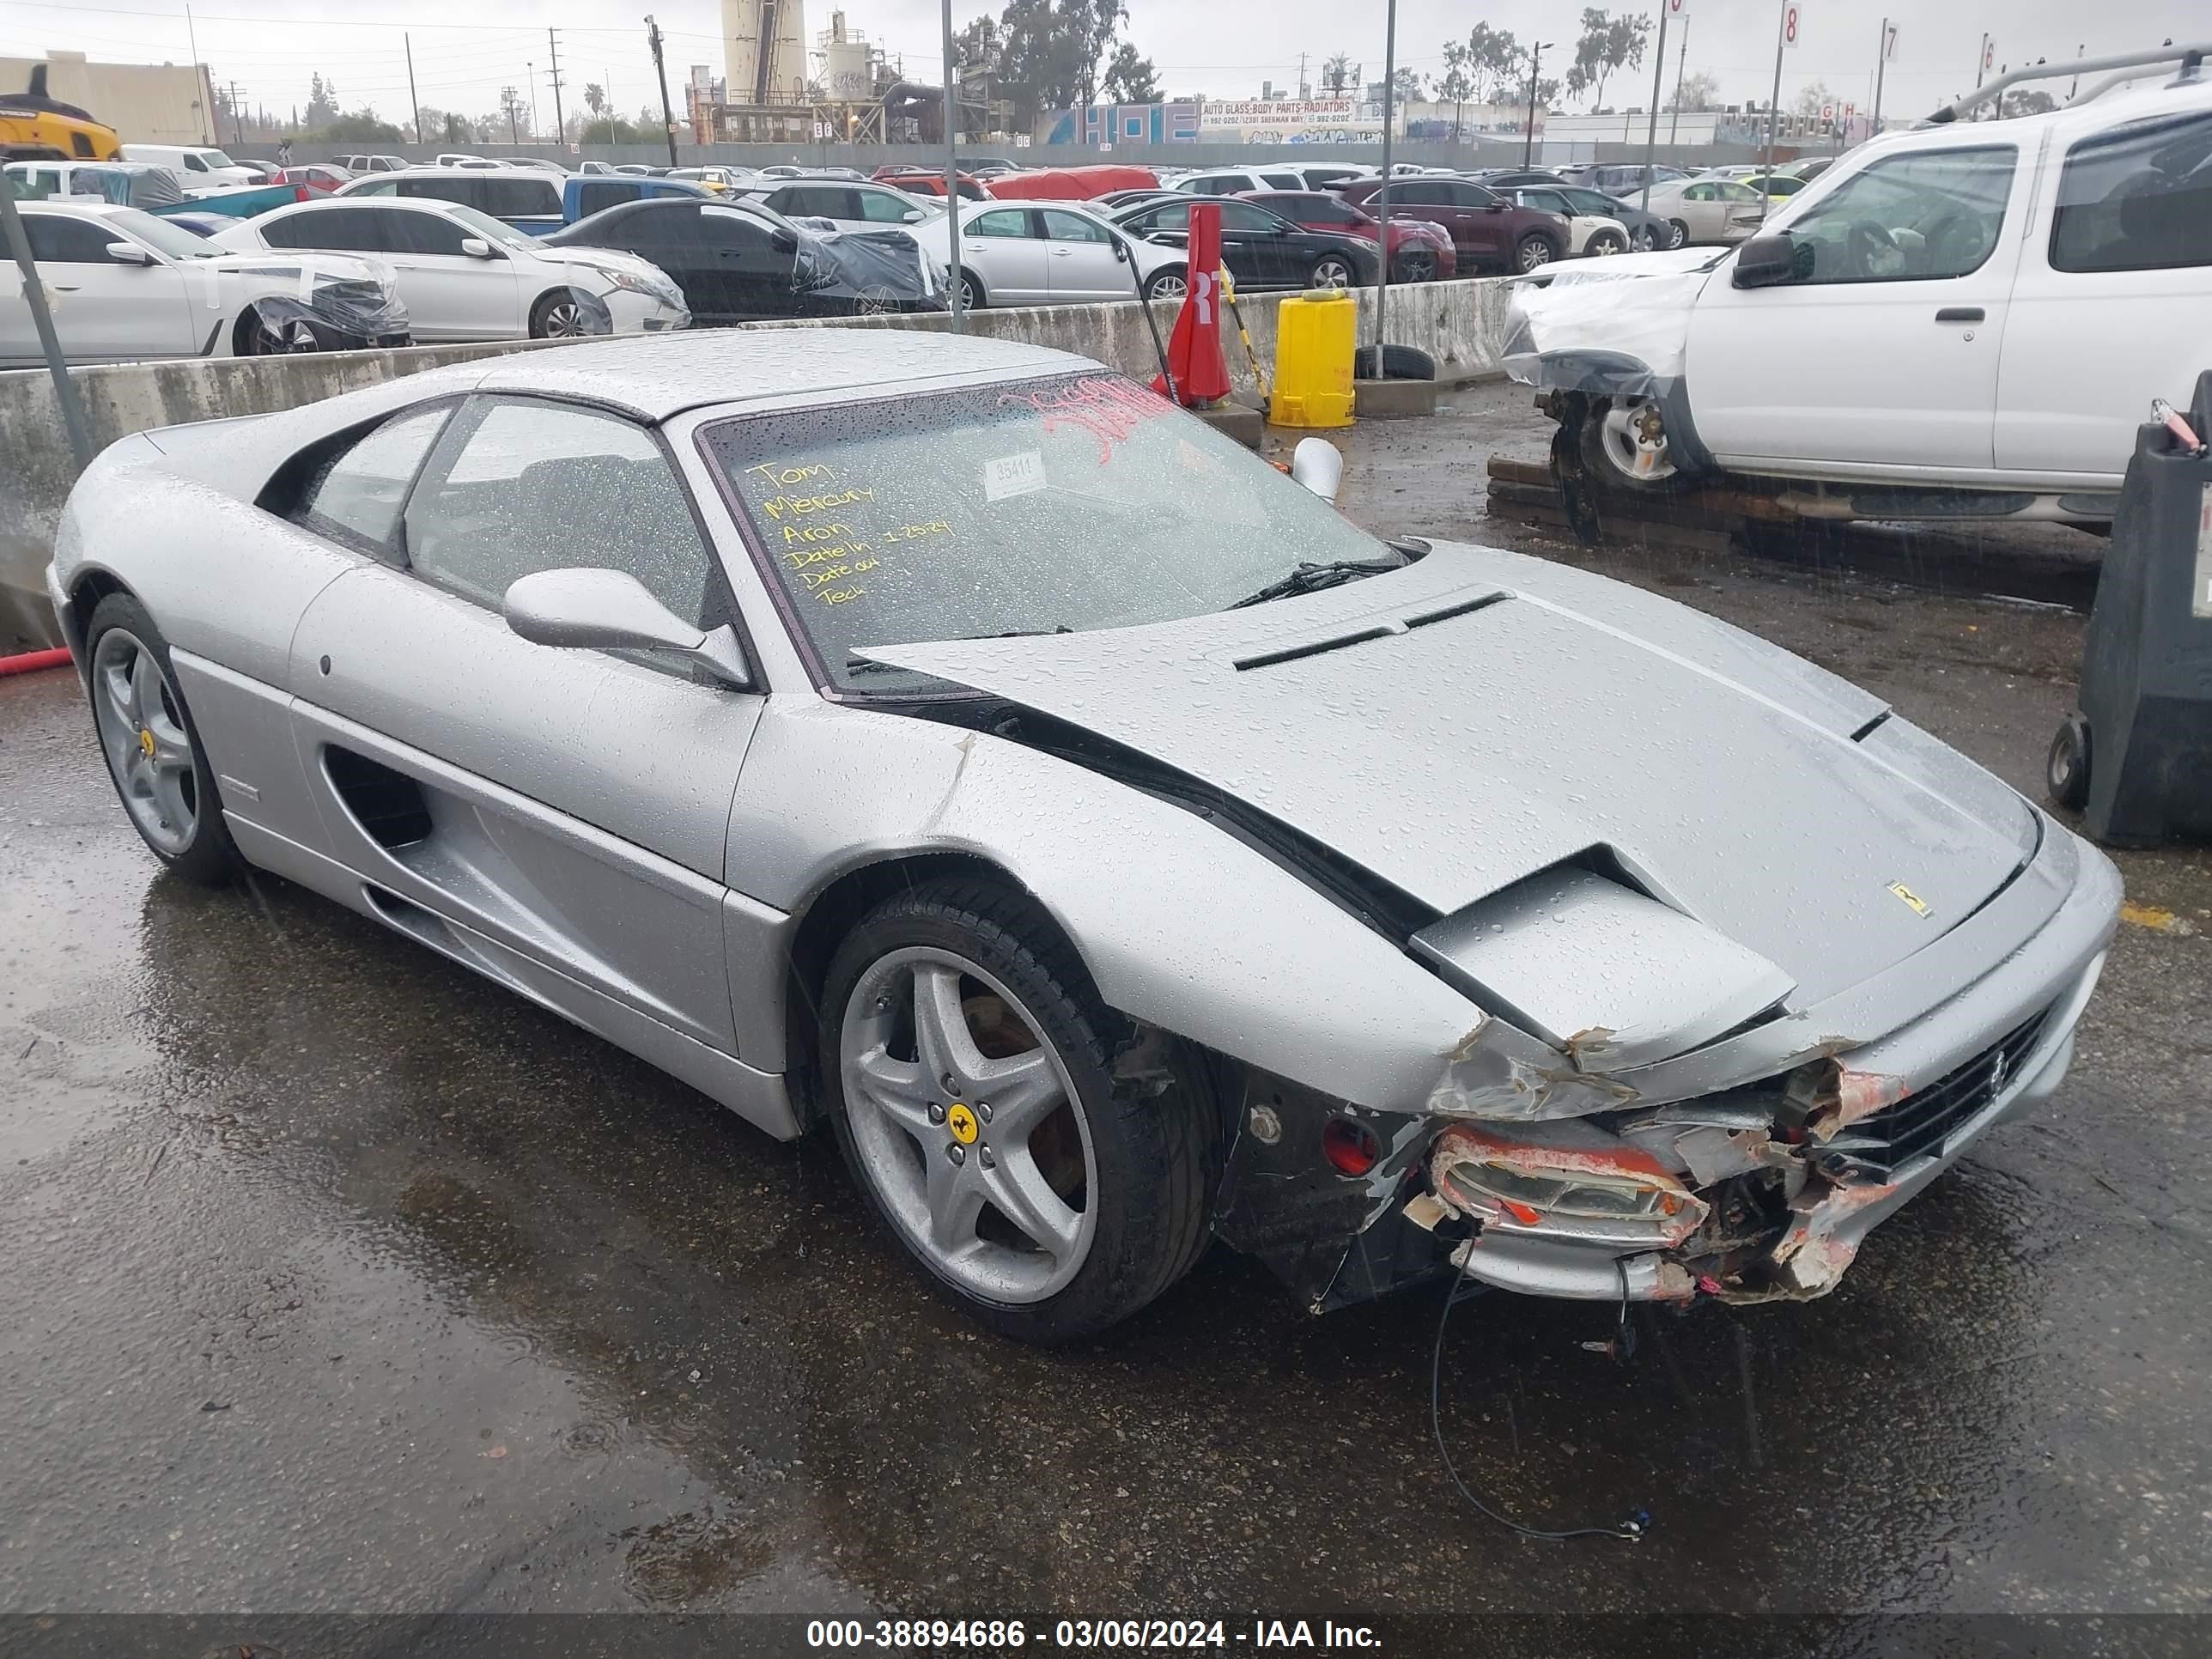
[0,51,216,145]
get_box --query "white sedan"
[904,199,1188,307]
[0,201,407,367]
[1640,178,1768,248]
[211,198,689,342]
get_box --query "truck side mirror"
[1733,233,1799,289]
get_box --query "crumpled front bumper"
[1419,945,2106,1305]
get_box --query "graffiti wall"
[1039,97,1380,146]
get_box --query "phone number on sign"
[806,1620,1238,1650]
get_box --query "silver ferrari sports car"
[49,330,2120,1340]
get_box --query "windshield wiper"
[1226,558,1401,610]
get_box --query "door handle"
[1048,248,1072,257]
[1935,307,1984,323]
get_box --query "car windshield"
[444,203,537,249]
[705,374,1389,693]
[108,208,221,258]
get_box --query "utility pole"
[227,80,243,147]
[1522,40,1548,167]
[1297,52,1307,100]
[1638,2,1671,222]
[941,0,963,332]
[1669,14,1691,144]
[548,29,566,149]
[185,5,210,142]
[1871,18,1893,136]
[646,15,678,167]
[528,62,537,142]
[406,33,422,146]
[2069,41,2085,100]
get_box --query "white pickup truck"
[1502,47,2212,522]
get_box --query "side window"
[22,216,119,262]
[1780,146,2015,284]
[398,175,470,205]
[70,131,94,159]
[970,208,1030,239]
[701,204,773,247]
[856,188,915,223]
[1216,202,1278,232]
[1393,182,1444,206]
[257,210,329,250]
[181,153,207,172]
[402,399,718,630]
[2051,111,2212,275]
[292,404,453,554]
[474,179,560,218]
[577,179,631,217]
[398,210,471,256]
[1261,172,1302,190]
[1040,209,1108,243]
[1136,201,1190,232]
[350,179,396,197]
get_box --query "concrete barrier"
[0,276,1515,648]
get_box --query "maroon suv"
[1336,176,1568,273]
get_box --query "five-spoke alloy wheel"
[84,592,237,884]
[822,881,1219,1342]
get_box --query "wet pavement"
[3,385,2209,1638]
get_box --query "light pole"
[1638,3,1674,222]
[1522,41,1552,167]
[941,0,963,332]
[1374,0,1397,353]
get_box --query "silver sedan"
[49,331,2118,1340]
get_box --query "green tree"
[1321,52,1352,94]
[1436,41,1474,137]
[1792,79,1838,117]
[1390,66,1422,105]
[1665,69,1720,112]
[2001,88,2057,117]
[583,82,606,118]
[302,71,340,130]
[318,108,403,143]
[958,0,1140,125]
[1564,8,1650,109]
[1466,22,1524,106]
[1101,43,1160,104]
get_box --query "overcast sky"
[1,0,2202,137]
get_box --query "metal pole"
[1638,3,1669,221]
[0,188,94,469]
[647,17,678,167]
[1870,18,1889,135]
[1765,3,1786,171]
[941,0,963,332]
[1669,15,1690,144]
[228,81,244,148]
[1522,43,1541,167]
[185,6,210,143]
[1373,0,1395,352]
[405,33,422,146]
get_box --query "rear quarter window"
[2050,110,2212,273]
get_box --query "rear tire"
[1308,253,1356,289]
[1395,250,1437,283]
[82,592,239,885]
[956,268,987,309]
[1666,218,1692,250]
[1141,264,1188,302]
[2048,714,2092,811]
[819,879,1221,1343]
[1513,234,1557,273]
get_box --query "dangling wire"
[1428,1264,1650,1543]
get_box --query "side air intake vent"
[325,747,433,850]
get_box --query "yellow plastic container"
[1269,289,1357,428]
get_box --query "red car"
[274,164,352,197]
[1335,175,1568,273]
[1237,190,1456,282]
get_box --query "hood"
[868,543,2039,1012]
[1497,246,1729,392]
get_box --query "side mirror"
[1290,437,1343,505]
[770,227,798,253]
[503,568,750,688]
[1732,232,1798,289]
[1484,201,1506,212]
[106,242,154,266]
[459,237,495,259]
[902,208,925,223]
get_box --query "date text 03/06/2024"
[805,1619,1383,1649]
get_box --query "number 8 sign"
[1783,3,1804,49]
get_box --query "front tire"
[83,592,239,884]
[2048,714,2092,811]
[1585,229,1626,257]
[955,268,986,310]
[1141,264,1188,302]
[1666,218,1692,250]
[529,290,592,338]
[1579,395,1689,494]
[820,880,1220,1343]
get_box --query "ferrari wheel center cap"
[945,1103,979,1146]
[138,728,156,760]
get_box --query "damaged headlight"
[1429,1121,1710,1248]
[599,266,684,307]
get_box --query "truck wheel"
[2047,714,2092,811]
[1580,396,1689,494]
